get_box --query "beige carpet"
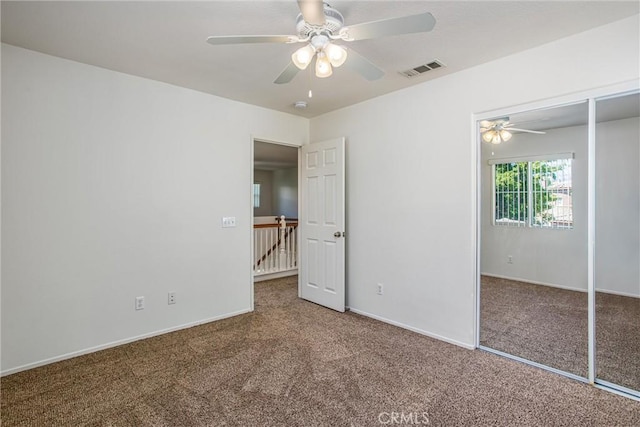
[2,276,639,426]
[480,275,640,391]
[480,275,589,378]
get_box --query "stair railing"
[254,215,298,275]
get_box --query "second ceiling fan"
[206,0,436,83]
[480,118,547,144]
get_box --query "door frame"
[249,136,302,311]
[473,78,640,399]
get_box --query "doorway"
[252,140,300,282]
[251,137,347,313]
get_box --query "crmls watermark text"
[378,411,430,425]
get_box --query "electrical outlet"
[168,292,176,305]
[508,255,513,264]
[135,296,145,310]
[377,283,384,295]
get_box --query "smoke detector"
[294,101,308,109]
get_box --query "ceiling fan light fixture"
[482,130,495,143]
[481,128,504,144]
[500,130,512,142]
[315,53,333,78]
[292,44,315,70]
[325,42,347,67]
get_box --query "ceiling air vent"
[400,60,445,78]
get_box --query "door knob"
[334,231,342,238]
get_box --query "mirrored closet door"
[594,92,640,394]
[479,102,589,379]
[479,89,640,399]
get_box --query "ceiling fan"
[480,118,546,144]
[206,0,436,84]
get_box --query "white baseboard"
[1,308,252,377]
[481,273,640,298]
[348,308,475,350]
[254,269,298,282]
[594,288,640,298]
[481,273,587,293]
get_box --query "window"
[253,183,261,208]
[494,157,573,229]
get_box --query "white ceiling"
[2,1,639,118]
[255,140,298,169]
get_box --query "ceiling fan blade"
[274,62,301,84]
[343,48,385,81]
[507,127,547,135]
[297,0,326,26]
[207,35,296,45]
[341,12,436,41]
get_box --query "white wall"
[595,117,640,297]
[310,15,639,347]
[272,168,298,218]
[1,44,308,374]
[253,169,274,217]
[252,167,298,218]
[481,124,589,292]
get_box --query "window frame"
[253,182,261,208]
[490,153,574,230]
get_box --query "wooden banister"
[254,222,298,229]
[276,217,298,223]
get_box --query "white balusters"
[279,215,287,270]
[253,218,298,276]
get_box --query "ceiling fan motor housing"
[296,3,344,37]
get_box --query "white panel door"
[299,138,345,312]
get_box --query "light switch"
[222,217,236,228]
